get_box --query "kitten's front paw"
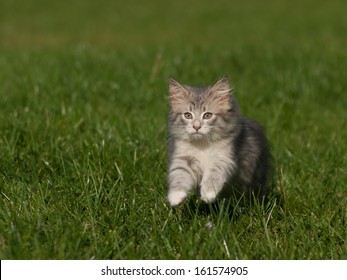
[200,189,218,203]
[168,190,188,207]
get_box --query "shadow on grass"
[173,187,285,224]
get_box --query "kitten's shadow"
[177,191,284,222]
[179,198,241,221]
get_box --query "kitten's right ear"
[169,78,189,101]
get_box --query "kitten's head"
[168,77,240,143]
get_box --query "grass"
[0,0,347,259]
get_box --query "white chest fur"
[174,139,235,176]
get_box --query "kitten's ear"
[207,77,232,110]
[209,76,232,98]
[169,78,189,101]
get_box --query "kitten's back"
[226,117,271,198]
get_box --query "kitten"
[167,77,271,207]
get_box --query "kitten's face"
[169,77,239,143]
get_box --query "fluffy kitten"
[167,77,271,207]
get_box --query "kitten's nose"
[193,124,201,131]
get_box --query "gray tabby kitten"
[167,77,271,207]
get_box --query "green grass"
[1,0,347,259]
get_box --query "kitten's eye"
[203,112,213,119]
[184,112,193,119]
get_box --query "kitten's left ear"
[209,76,232,97]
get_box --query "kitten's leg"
[200,154,237,203]
[200,167,232,203]
[168,165,197,207]
[200,171,227,203]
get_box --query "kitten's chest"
[175,140,233,171]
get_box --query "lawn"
[0,0,346,259]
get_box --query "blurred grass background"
[1,0,346,50]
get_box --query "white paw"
[200,189,218,203]
[168,190,188,207]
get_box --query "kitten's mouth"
[191,133,203,139]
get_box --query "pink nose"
[193,125,201,131]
